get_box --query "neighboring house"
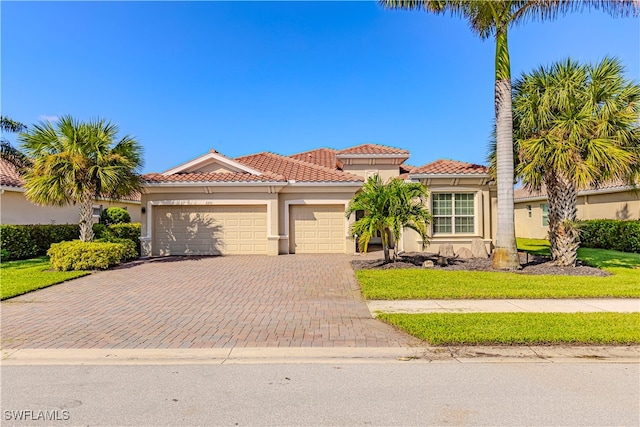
[514,182,640,239]
[140,143,496,257]
[0,158,141,225]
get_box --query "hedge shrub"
[0,224,79,260]
[0,223,141,260]
[96,223,141,256]
[579,220,640,253]
[100,207,131,226]
[48,241,126,271]
[96,237,138,261]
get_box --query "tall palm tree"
[380,0,639,269]
[512,57,640,266]
[1,116,31,170]
[346,175,432,262]
[19,116,143,242]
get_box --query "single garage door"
[290,205,345,254]
[153,205,267,256]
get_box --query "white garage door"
[290,205,345,254]
[153,205,267,256]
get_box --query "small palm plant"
[346,175,432,262]
[19,116,143,242]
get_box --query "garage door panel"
[290,205,345,254]
[153,205,267,256]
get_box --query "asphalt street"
[2,362,638,426]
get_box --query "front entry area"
[289,204,346,254]
[153,205,268,256]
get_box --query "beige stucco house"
[0,159,141,225]
[514,182,640,239]
[140,143,497,257]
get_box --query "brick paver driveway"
[1,255,416,349]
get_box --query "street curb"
[2,346,639,365]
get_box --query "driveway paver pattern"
[1,255,417,349]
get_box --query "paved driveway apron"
[1,255,416,349]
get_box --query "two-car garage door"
[153,205,267,256]
[152,204,347,256]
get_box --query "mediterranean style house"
[514,182,640,239]
[0,159,141,225]
[139,143,497,257]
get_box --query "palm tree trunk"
[546,173,579,266]
[491,27,520,270]
[79,192,95,242]
[381,228,391,263]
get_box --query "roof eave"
[142,181,287,187]
[409,173,490,179]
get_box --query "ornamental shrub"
[0,225,38,260]
[579,220,640,253]
[106,223,141,255]
[96,237,137,261]
[0,224,79,260]
[100,207,131,226]
[48,241,126,271]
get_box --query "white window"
[432,193,475,234]
[92,205,103,217]
[526,204,532,218]
[541,203,549,226]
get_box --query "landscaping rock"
[471,238,489,258]
[422,260,434,268]
[438,244,455,258]
[437,256,449,267]
[456,247,473,259]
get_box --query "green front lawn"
[378,312,640,345]
[1,257,89,300]
[357,241,640,299]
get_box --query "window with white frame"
[526,205,532,218]
[541,203,549,226]
[432,193,475,234]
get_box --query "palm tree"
[380,0,639,269]
[346,175,432,262]
[1,116,31,170]
[512,57,640,266]
[19,116,143,242]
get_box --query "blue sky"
[2,2,638,173]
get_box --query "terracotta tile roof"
[109,192,142,202]
[289,148,340,170]
[336,143,409,156]
[410,159,488,175]
[143,171,286,184]
[236,152,363,183]
[0,158,24,188]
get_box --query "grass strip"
[357,268,640,299]
[378,312,640,345]
[1,257,89,300]
[357,241,640,300]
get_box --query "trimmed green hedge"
[580,220,640,253]
[95,223,141,256]
[0,224,79,260]
[48,241,127,271]
[0,223,142,260]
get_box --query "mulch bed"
[351,251,611,277]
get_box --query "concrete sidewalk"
[367,299,640,315]
[2,346,639,365]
